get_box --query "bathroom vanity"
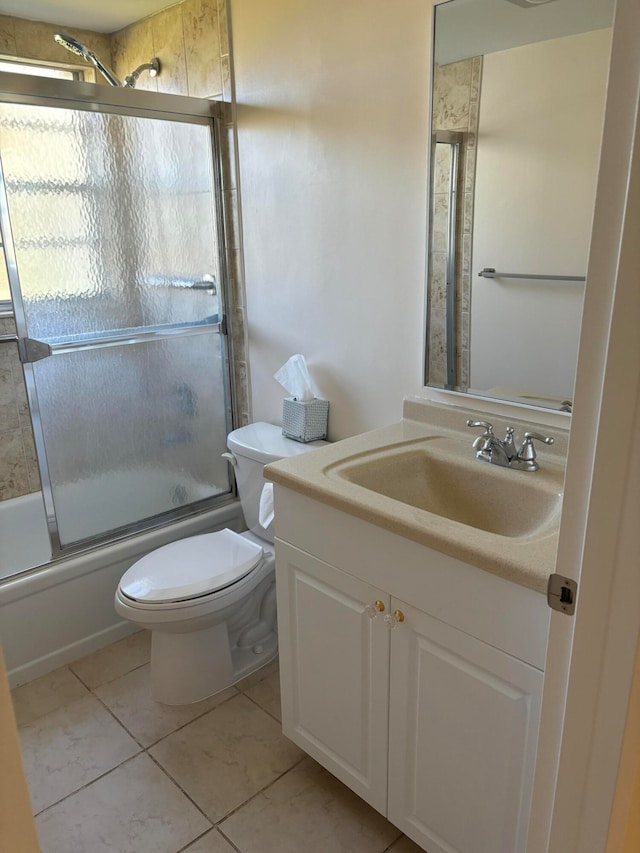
[265,399,567,853]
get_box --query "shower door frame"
[0,72,237,561]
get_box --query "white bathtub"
[0,491,243,687]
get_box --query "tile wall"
[0,317,40,498]
[427,56,482,390]
[0,0,251,502]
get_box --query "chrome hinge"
[547,574,577,615]
[17,337,52,364]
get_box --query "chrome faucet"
[466,420,554,472]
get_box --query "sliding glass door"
[0,83,233,554]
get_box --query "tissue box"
[282,397,329,442]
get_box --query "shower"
[53,32,161,88]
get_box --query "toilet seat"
[119,528,264,605]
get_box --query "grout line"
[141,686,241,750]
[174,827,219,853]
[90,688,147,751]
[214,825,244,853]
[145,751,214,826]
[382,830,406,852]
[241,689,282,726]
[214,754,307,828]
[33,752,142,818]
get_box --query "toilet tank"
[227,422,327,543]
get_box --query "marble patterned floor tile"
[235,655,279,692]
[36,754,211,853]
[181,828,237,852]
[150,693,302,821]
[11,667,89,728]
[386,835,426,852]
[20,694,140,813]
[69,630,151,689]
[95,663,237,747]
[244,667,282,722]
[219,757,401,853]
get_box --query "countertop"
[264,399,568,593]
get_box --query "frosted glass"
[0,101,232,548]
[0,104,220,342]
[33,334,230,545]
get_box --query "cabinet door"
[388,599,543,853]
[275,540,390,813]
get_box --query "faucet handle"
[466,420,494,450]
[467,420,494,452]
[466,420,494,433]
[515,431,555,471]
[524,431,555,448]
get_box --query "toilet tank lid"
[227,422,328,464]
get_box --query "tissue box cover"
[282,397,329,442]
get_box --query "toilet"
[115,422,327,705]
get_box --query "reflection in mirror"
[425,0,615,412]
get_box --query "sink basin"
[327,438,562,539]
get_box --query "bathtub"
[0,491,243,687]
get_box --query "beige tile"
[150,693,302,821]
[220,757,400,853]
[111,19,158,93]
[21,694,140,813]
[470,55,483,103]
[22,427,41,493]
[152,3,189,96]
[232,360,250,418]
[13,18,110,68]
[95,663,237,747]
[431,193,450,254]
[224,188,240,249]
[433,59,472,132]
[221,53,231,100]
[0,428,29,500]
[230,306,246,361]
[236,655,279,692]
[217,0,229,56]
[69,630,151,689]
[0,15,16,54]
[429,252,447,313]
[0,364,19,431]
[36,754,210,853]
[387,836,425,853]
[183,828,236,852]
[11,667,88,728]
[244,668,281,722]
[184,0,223,98]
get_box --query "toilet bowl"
[115,423,326,705]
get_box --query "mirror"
[425,0,615,412]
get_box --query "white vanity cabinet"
[387,599,543,853]
[274,489,549,853]
[275,541,390,813]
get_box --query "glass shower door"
[0,97,232,553]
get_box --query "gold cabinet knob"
[384,609,405,628]
[365,600,386,618]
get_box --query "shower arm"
[124,59,161,88]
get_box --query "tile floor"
[12,631,424,853]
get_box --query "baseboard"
[7,620,137,688]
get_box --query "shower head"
[54,32,122,87]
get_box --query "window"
[0,58,82,81]
[0,58,85,312]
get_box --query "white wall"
[470,29,611,400]
[231,0,431,439]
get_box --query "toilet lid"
[119,529,264,604]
